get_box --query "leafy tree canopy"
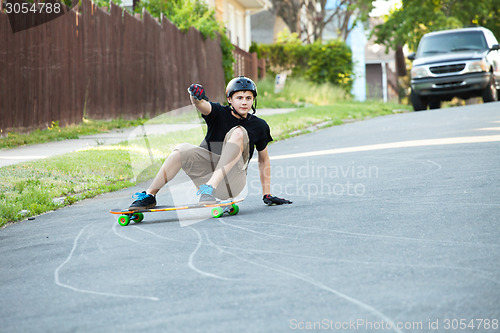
[373,0,500,51]
[137,0,219,37]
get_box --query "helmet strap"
[229,105,248,120]
[252,98,257,114]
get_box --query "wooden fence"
[232,45,266,82]
[0,0,226,135]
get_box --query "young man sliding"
[129,76,292,210]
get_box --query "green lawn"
[0,118,148,150]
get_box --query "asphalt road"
[1,102,499,332]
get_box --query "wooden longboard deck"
[109,198,244,215]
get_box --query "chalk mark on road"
[54,224,160,301]
[187,226,237,281]
[215,217,500,284]
[202,221,404,333]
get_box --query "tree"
[271,0,373,43]
[321,0,373,42]
[271,0,303,34]
[373,0,500,52]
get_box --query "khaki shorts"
[174,126,250,200]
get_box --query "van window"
[417,31,488,57]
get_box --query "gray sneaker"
[129,191,156,210]
[196,184,216,204]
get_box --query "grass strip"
[0,118,148,149]
[257,77,350,108]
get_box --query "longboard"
[110,198,244,226]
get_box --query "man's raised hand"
[188,84,209,101]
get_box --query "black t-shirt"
[201,102,273,160]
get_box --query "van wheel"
[428,99,441,109]
[482,73,498,103]
[411,89,428,111]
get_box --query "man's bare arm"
[190,95,212,116]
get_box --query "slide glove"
[263,194,293,206]
[188,84,209,101]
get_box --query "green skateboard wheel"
[118,215,130,226]
[133,212,144,223]
[228,204,239,215]
[211,207,224,218]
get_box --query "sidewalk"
[0,108,295,168]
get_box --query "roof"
[234,0,268,10]
[424,26,491,37]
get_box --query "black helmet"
[225,76,257,98]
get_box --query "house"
[364,17,399,102]
[205,0,270,51]
[124,0,269,51]
[251,9,289,44]
[251,7,399,102]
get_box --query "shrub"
[252,33,353,92]
[304,40,353,90]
